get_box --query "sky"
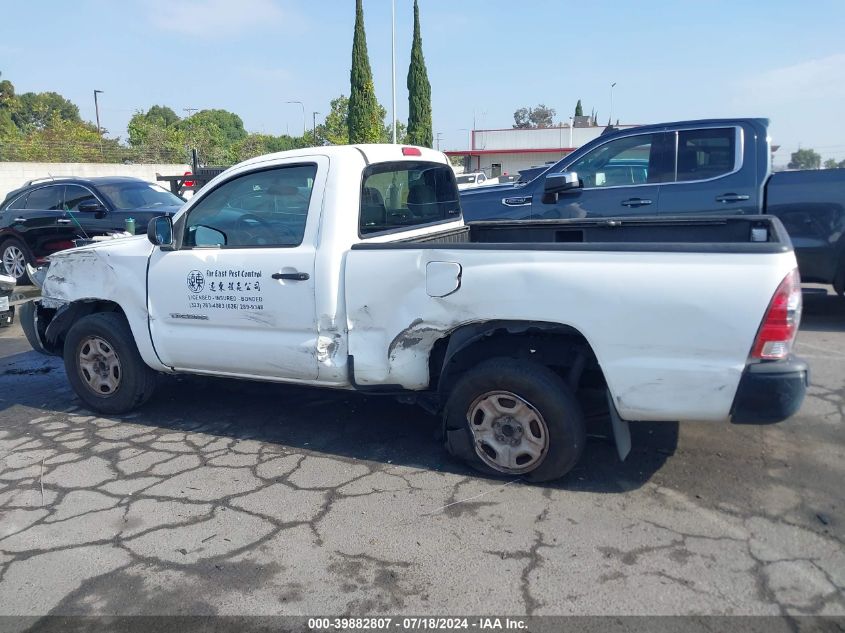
[2,0,844,166]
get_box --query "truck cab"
[460,119,769,221]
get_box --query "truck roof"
[601,117,769,142]
[235,144,448,171]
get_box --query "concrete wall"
[0,162,191,199]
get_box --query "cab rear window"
[360,161,460,236]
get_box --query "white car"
[22,144,807,482]
[456,172,488,190]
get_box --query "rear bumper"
[731,356,808,424]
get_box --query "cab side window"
[676,128,736,182]
[567,133,673,188]
[24,186,64,210]
[359,161,460,235]
[183,164,317,248]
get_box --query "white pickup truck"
[21,144,808,482]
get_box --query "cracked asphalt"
[0,289,843,618]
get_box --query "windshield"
[98,183,183,210]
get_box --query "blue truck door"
[534,130,673,219]
[658,125,758,216]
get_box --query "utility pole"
[183,107,199,117]
[312,111,320,146]
[435,132,443,151]
[286,100,306,136]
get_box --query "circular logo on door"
[187,270,205,293]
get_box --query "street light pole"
[93,90,104,135]
[286,100,306,136]
[391,0,397,143]
[93,90,104,157]
[609,82,617,126]
[312,111,320,146]
[435,132,444,151]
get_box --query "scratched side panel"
[345,247,797,422]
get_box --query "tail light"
[402,147,422,156]
[750,268,802,360]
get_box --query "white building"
[446,124,638,177]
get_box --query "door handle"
[502,196,532,207]
[621,198,653,207]
[716,193,750,203]
[13,217,26,223]
[57,219,72,224]
[272,272,309,281]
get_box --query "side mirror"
[544,171,581,195]
[77,200,105,213]
[147,215,173,248]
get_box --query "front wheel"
[1,239,32,285]
[63,312,157,414]
[443,358,586,482]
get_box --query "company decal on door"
[186,268,264,311]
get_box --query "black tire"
[1,238,33,285]
[443,358,586,483]
[63,312,157,414]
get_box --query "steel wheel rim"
[467,390,549,474]
[2,245,26,280]
[77,336,122,397]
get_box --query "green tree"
[513,104,555,129]
[348,0,382,144]
[574,99,583,117]
[0,72,15,109]
[406,0,432,147]
[823,158,840,169]
[788,148,821,170]
[144,105,180,127]
[318,94,406,146]
[177,109,247,146]
[320,95,351,145]
[12,91,80,131]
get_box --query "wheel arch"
[43,299,127,354]
[431,320,607,397]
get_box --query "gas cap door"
[426,261,462,298]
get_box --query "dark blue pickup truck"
[460,118,845,294]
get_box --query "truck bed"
[373,215,792,253]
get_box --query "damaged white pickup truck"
[21,144,808,481]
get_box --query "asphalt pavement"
[0,288,842,622]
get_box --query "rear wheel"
[443,358,586,482]
[63,312,157,414]
[1,239,32,285]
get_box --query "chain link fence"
[0,139,188,164]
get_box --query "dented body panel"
[345,247,797,422]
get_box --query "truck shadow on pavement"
[0,349,678,492]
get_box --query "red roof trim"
[444,148,576,156]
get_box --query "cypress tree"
[406,0,433,147]
[574,100,583,117]
[348,0,381,143]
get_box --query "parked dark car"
[0,273,14,326]
[0,176,183,283]
[460,118,845,295]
